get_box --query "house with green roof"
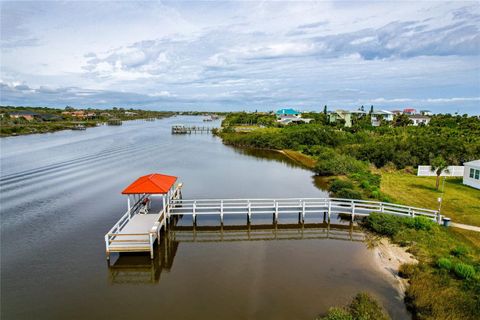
[276,108,301,117]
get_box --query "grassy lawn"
[381,171,480,227]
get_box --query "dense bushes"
[317,293,389,320]
[453,263,476,280]
[314,147,368,176]
[363,212,436,237]
[221,120,480,170]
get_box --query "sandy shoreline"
[371,237,418,298]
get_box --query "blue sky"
[1,1,479,114]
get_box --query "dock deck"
[105,180,182,259]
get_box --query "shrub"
[315,148,368,176]
[436,258,452,271]
[403,216,435,231]
[335,188,363,200]
[363,212,403,237]
[399,263,417,278]
[450,246,468,257]
[316,293,389,320]
[317,308,353,320]
[349,293,389,320]
[329,179,354,193]
[453,263,476,280]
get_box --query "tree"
[369,105,374,114]
[323,105,328,115]
[392,114,412,127]
[430,156,449,190]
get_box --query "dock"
[171,125,213,134]
[105,172,442,260]
[105,173,182,259]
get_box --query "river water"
[0,116,409,319]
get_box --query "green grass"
[380,171,480,226]
[363,213,480,320]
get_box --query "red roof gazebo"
[122,173,178,213]
[122,173,177,194]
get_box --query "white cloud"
[0,1,479,114]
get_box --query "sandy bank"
[371,237,418,298]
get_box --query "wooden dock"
[105,174,442,261]
[167,198,441,225]
[105,180,182,259]
[171,125,213,134]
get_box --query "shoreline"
[370,237,417,299]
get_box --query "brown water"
[0,116,410,319]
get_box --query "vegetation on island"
[218,111,480,320]
[0,106,174,136]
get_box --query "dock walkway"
[171,125,213,134]
[105,174,443,260]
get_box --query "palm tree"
[430,156,449,190]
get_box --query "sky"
[1,1,479,114]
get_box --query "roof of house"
[464,160,480,167]
[10,110,39,116]
[122,173,177,194]
[372,110,393,115]
[276,108,300,115]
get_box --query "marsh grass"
[363,213,480,320]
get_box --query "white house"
[371,110,394,126]
[463,160,480,189]
[409,114,431,126]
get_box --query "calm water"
[0,116,409,319]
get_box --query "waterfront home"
[409,114,431,126]
[371,110,394,126]
[9,111,39,121]
[463,160,480,189]
[39,114,62,121]
[276,108,301,117]
[276,108,304,124]
[403,108,417,115]
[329,110,367,127]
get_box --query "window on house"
[470,168,475,178]
[475,169,480,180]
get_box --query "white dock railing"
[168,197,440,223]
[105,184,183,259]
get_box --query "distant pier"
[171,125,213,134]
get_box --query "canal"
[0,116,410,319]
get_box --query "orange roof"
[122,173,177,194]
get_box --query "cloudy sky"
[1,1,479,113]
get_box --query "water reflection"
[108,218,364,285]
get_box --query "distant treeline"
[221,113,480,168]
[0,106,175,136]
[220,113,480,201]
